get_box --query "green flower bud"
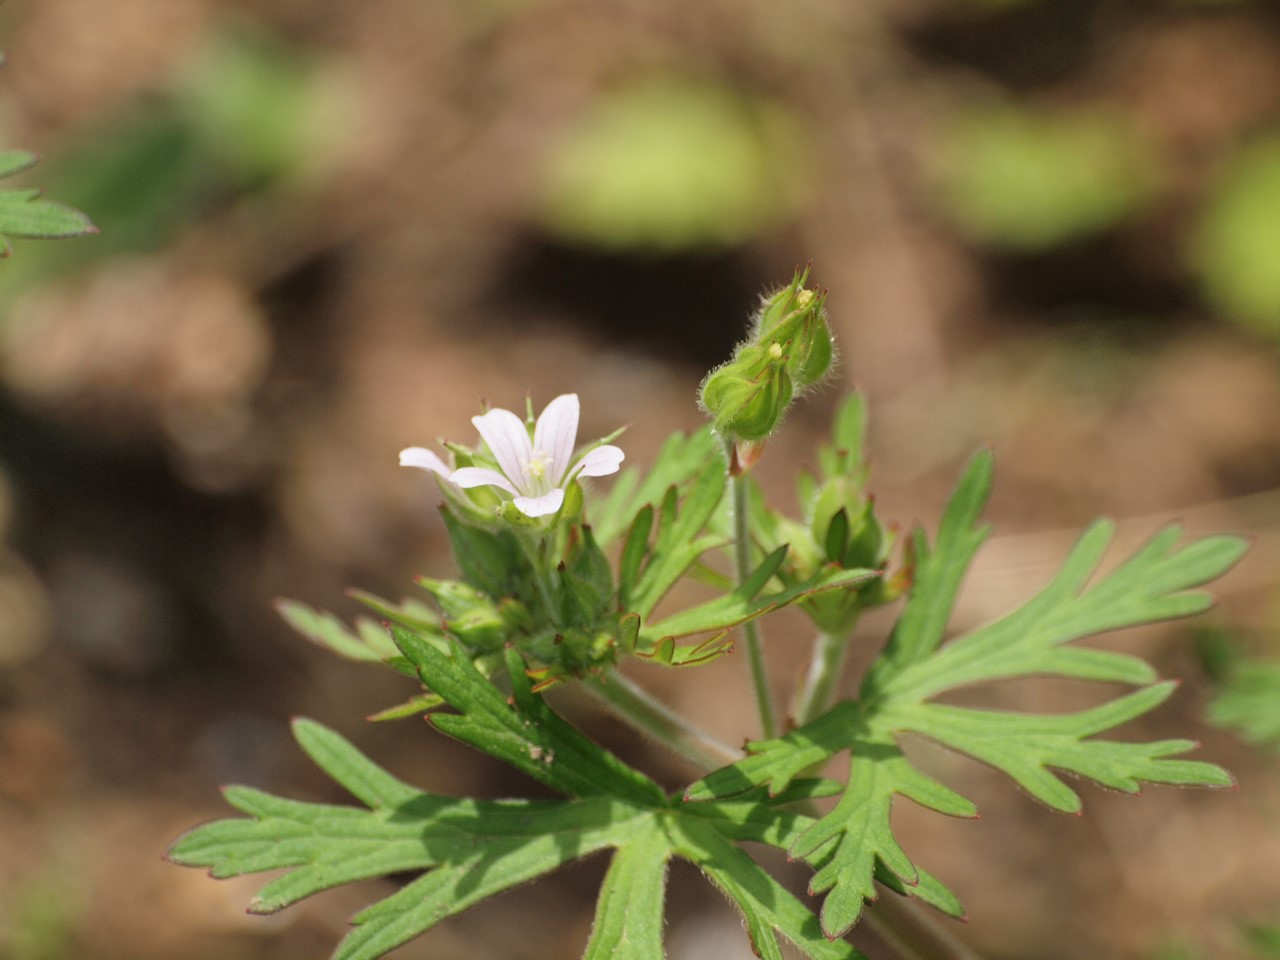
[758,283,834,390]
[699,269,833,444]
[699,355,794,442]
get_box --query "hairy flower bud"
[699,350,794,442]
[754,275,834,391]
[699,268,833,444]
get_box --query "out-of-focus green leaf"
[276,599,404,663]
[1191,137,1280,335]
[539,76,811,251]
[179,27,328,185]
[1208,658,1280,750]
[935,105,1159,250]
[0,110,203,306]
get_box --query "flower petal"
[571,444,625,479]
[513,489,565,518]
[399,447,451,477]
[471,407,532,492]
[449,466,518,495]
[533,393,579,482]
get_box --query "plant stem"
[792,628,853,727]
[727,441,779,739]
[581,670,742,771]
[865,896,988,960]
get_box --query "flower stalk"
[580,669,741,770]
[728,440,778,740]
[791,627,853,727]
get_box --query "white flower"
[398,446,453,480]
[449,393,624,518]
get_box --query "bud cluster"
[699,268,835,443]
[754,394,905,635]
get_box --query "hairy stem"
[727,441,778,739]
[792,628,853,727]
[581,670,742,770]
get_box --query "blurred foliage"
[3,868,79,960]
[934,105,1159,251]
[538,75,810,251]
[1192,137,1280,337]
[1202,623,1280,753]
[0,26,331,312]
[177,27,328,187]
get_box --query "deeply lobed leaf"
[688,451,1244,937]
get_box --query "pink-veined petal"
[399,447,451,477]
[571,444,625,479]
[533,393,580,483]
[449,466,518,495]
[471,407,532,492]
[513,489,565,518]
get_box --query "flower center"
[522,449,555,492]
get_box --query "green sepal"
[439,507,535,605]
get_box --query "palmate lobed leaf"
[170,638,869,960]
[687,451,1245,938]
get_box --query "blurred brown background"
[0,0,1279,958]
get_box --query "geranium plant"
[170,270,1246,959]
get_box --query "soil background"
[1,2,1279,958]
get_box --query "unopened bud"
[700,268,834,443]
[700,357,793,442]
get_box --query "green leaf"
[169,716,648,935]
[877,521,1246,704]
[887,686,1232,814]
[640,561,876,656]
[583,823,670,960]
[672,816,865,960]
[276,599,405,663]
[394,629,666,807]
[860,451,994,696]
[172,700,855,959]
[624,461,728,621]
[688,451,1243,937]
[0,148,96,256]
[589,426,720,547]
[0,151,38,180]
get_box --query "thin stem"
[792,628,853,727]
[516,529,559,621]
[864,896,988,960]
[727,441,778,739]
[581,670,742,770]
